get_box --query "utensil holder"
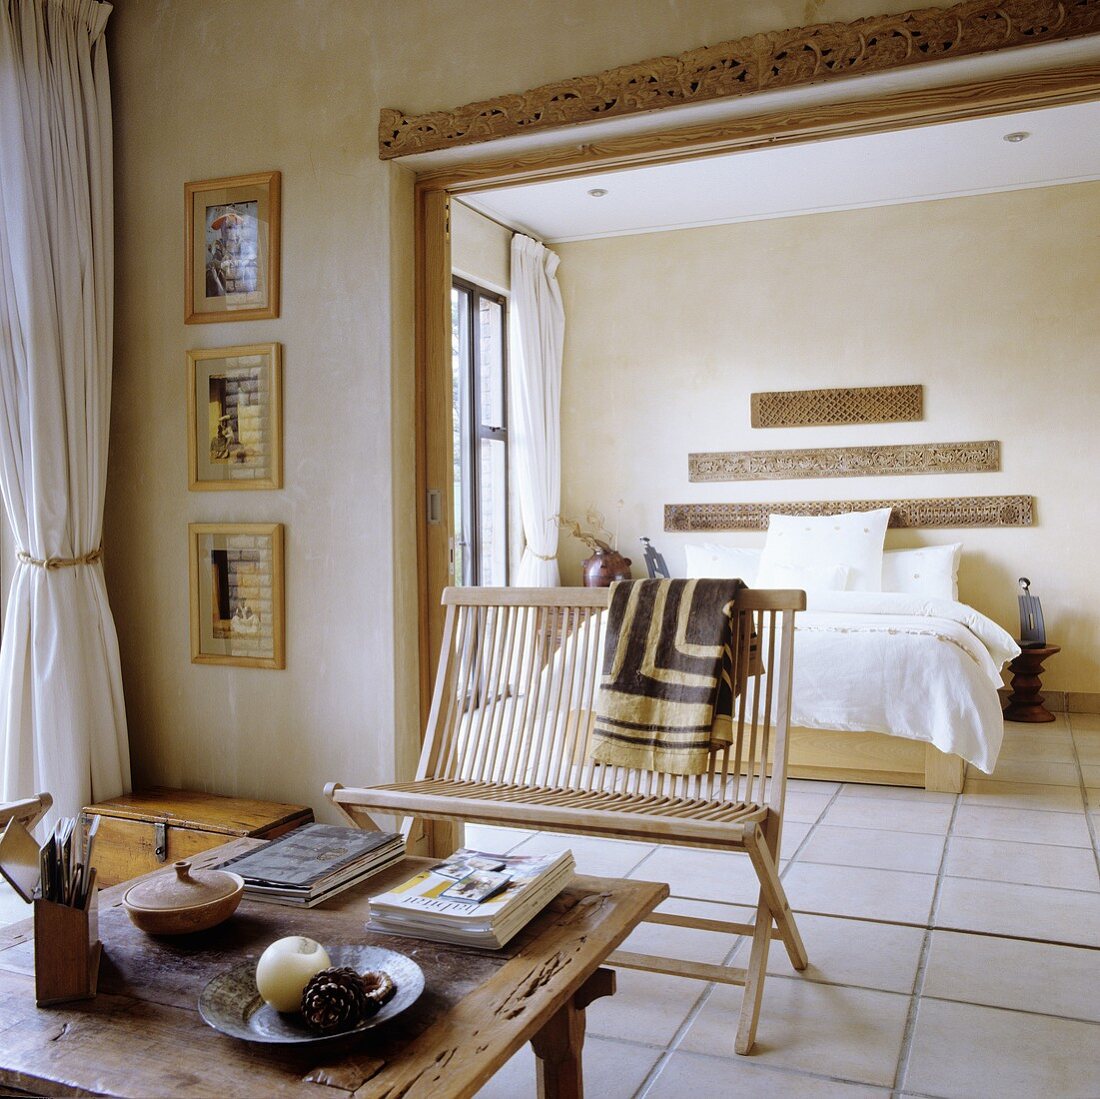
[33,869,101,1006]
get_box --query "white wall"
[556,183,1100,691]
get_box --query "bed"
[782,590,1018,792]
[684,522,1020,793]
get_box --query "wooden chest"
[82,787,313,887]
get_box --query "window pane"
[478,297,504,429]
[478,437,508,586]
[451,286,472,585]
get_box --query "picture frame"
[185,171,281,324]
[187,344,283,491]
[189,523,285,669]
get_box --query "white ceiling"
[462,100,1100,243]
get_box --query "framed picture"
[187,344,282,491]
[189,523,285,669]
[185,171,280,323]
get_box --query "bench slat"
[333,784,763,846]
[607,950,749,986]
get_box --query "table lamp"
[1017,577,1046,648]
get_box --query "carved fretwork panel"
[664,495,1034,530]
[689,440,1000,481]
[751,385,923,428]
[379,0,1100,158]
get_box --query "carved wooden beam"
[379,0,1100,159]
[664,495,1033,530]
[689,440,1000,481]
[751,384,923,427]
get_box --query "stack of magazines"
[219,824,404,908]
[367,848,574,948]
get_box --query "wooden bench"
[0,792,52,831]
[327,584,806,1054]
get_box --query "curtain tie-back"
[17,547,103,570]
[528,549,557,561]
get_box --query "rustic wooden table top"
[0,839,666,1098]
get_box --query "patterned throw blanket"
[590,579,761,776]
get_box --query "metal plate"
[198,944,425,1045]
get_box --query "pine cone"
[300,967,371,1034]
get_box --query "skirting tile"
[996,689,1100,714]
[1067,692,1100,714]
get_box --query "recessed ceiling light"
[587,188,609,197]
[1003,131,1031,143]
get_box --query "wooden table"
[0,841,666,1098]
[1003,644,1061,723]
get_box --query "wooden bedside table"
[1003,644,1061,723]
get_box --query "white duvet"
[788,591,1020,773]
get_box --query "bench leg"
[409,818,464,858]
[743,825,808,972]
[735,893,773,1055]
[323,783,383,831]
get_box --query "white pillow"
[684,543,760,583]
[759,508,891,593]
[754,560,850,592]
[882,544,962,601]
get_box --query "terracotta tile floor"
[3,715,1097,1097]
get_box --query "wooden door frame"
[411,54,1100,725]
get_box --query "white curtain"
[509,234,564,587]
[0,0,129,824]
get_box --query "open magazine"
[368,848,574,948]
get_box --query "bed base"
[787,726,966,793]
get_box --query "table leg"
[530,968,615,1099]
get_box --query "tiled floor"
[472,712,1100,1099]
[3,714,1097,1097]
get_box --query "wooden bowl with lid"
[122,859,244,935]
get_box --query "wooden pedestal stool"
[1003,644,1061,723]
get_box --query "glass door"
[451,278,509,586]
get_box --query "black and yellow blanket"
[590,579,760,776]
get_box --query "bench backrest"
[418,586,803,813]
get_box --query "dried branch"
[555,513,613,553]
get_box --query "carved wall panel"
[689,440,1000,481]
[664,495,1033,530]
[750,384,922,428]
[379,1,1100,158]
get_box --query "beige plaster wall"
[452,202,511,294]
[556,183,1100,691]
[109,0,922,815]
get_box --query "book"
[367,848,575,948]
[218,823,404,908]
